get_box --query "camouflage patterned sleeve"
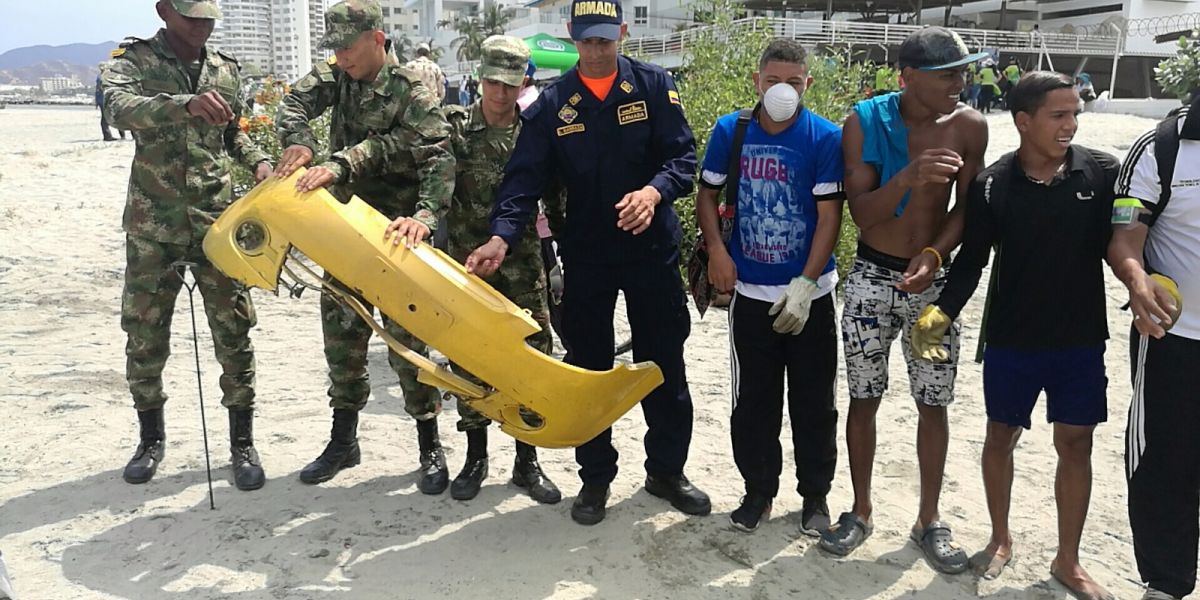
[101,54,193,130]
[224,65,271,169]
[330,82,455,230]
[277,62,336,151]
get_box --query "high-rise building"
[212,0,328,81]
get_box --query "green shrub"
[230,76,331,195]
[1155,30,1200,102]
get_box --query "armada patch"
[557,123,586,136]
[568,92,582,105]
[620,80,633,94]
[617,101,648,125]
[558,105,579,124]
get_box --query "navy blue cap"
[570,0,622,41]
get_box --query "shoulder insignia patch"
[558,105,578,124]
[568,92,582,106]
[668,90,681,106]
[620,80,633,94]
[557,123,585,136]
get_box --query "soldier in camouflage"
[274,0,457,494]
[404,42,446,105]
[398,35,561,504]
[102,0,273,491]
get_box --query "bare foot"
[1050,558,1115,600]
[969,540,1014,580]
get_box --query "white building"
[40,76,82,92]
[213,0,329,81]
[914,0,1200,55]
[382,0,423,36]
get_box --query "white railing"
[621,18,1122,58]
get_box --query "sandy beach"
[0,104,1167,599]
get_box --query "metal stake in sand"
[171,261,217,510]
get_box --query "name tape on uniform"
[573,1,618,17]
[557,123,586,136]
[617,101,648,125]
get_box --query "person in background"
[405,42,447,105]
[95,70,125,141]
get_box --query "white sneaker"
[1142,588,1179,600]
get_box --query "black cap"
[898,26,989,71]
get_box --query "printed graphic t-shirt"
[700,107,845,302]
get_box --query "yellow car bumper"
[203,169,662,448]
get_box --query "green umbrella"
[524,33,578,72]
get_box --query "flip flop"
[911,521,969,574]
[818,512,872,557]
[969,548,1014,580]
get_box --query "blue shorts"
[982,345,1108,429]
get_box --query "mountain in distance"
[0,42,119,70]
[0,42,119,86]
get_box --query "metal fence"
[622,17,1122,58]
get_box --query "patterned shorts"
[840,248,960,407]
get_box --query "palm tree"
[449,1,515,62]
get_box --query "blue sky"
[0,1,163,54]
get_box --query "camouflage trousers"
[321,271,441,419]
[121,235,256,411]
[453,287,553,432]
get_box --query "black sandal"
[912,521,969,574]
[818,512,873,556]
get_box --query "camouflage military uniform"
[278,38,455,420]
[404,55,446,104]
[444,100,552,431]
[103,30,268,411]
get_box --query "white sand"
[0,105,1163,599]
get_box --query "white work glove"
[768,276,818,335]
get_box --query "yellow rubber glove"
[1150,273,1184,331]
[911,304,953,363]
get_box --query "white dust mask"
[762,83,800,122]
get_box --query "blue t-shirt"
[700,108,844,287]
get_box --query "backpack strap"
[723,107,755,210]
[1143,110,1183,226]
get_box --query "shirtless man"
[818,27,988,574]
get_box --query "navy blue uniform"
[490,55,697,485]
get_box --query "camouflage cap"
[169,0,222,19]
[478,35,531,87]
[320,0,384,50]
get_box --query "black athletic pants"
[562,255,694,486]
[729,291,838,499]
[1127,328,1200,598]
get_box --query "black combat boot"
[416,418,449,494]
[512,441,561,504]
[299,409,361,484]
[228,409,265,491]
[450,428,488,500]
[123,408,165,484]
